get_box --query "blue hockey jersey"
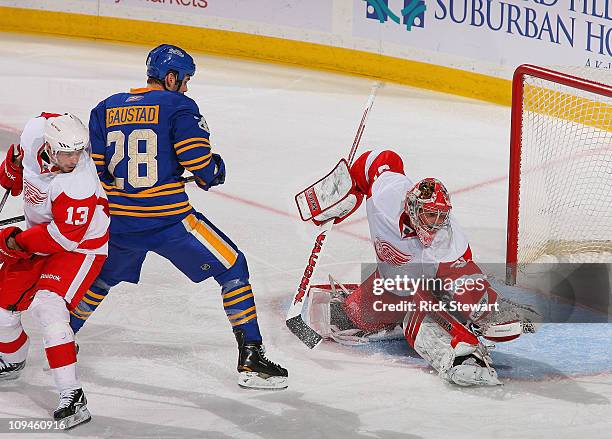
[89,88,216,233]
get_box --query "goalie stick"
[286,81,383,349]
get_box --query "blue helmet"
[146,44,196,82]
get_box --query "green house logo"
[365,0,427,31]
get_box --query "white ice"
[0,33,610,439]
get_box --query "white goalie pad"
[407,314,501,386]
[306,284,333,339]
[295,159,354,222]
[306,277,404,346]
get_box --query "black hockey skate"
[54,388,91,429]
[234,329,288,390]
[0,358,25,381]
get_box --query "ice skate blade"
[0,372,22,381]
[446,365,502,387]
[58,406,91,430]
[238,372,288,390]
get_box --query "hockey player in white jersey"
[0,113,109,428]
[304,149,539,386]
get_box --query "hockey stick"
[286,81,382,349]
[0,190,9,214]
[0,176,199,228]
[0,214,24,227]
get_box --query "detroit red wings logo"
[374,238,412,266]
[23,180,47,206]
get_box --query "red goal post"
[506,64,612,285]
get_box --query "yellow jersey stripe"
[223,285,252,300]
[82,296,101,306]
[223,293,254,307]
[140,181,185,194]
[72,307,93,316]
[232,313,257,326]
[179,153,212,166]
[69,311,87,321]
[90,153,105,159]
[94,160,105,165]
[174,137,210,148]
[185,215,238,268]
[228,306,256,320]
[176,143,210,155]
[85,290,106,300]
[104,188,187,198]
[109,201,190,212]
[110,205,193,218]
[185,159,212,171]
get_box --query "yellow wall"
[0,6,512,106]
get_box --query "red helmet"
[404,178,452,247]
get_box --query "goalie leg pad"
[305,285,333,338]
[404,290,501,386]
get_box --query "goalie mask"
[404,178,452,247]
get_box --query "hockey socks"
[0,324,29,380]
[69,281,109,334]
[222,281,261,342]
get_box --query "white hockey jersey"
[350,149,498,321]
[368,172,469,269]
[14,113,110,256]
[352,150,469,273]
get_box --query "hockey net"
[506,65,612,285]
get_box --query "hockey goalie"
[299,150,541,386]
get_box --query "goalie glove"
[472,297,542,342]
[295,159,364,226]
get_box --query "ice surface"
[0,33,610,439]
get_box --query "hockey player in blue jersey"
[71,44,287,389]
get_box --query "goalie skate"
[446,354,502,387]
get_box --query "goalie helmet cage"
[506,64,612,285]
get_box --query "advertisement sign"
[1,0,610,78]
[100,0,333,32]
[353,0,612,73]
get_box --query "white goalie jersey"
[352,150,471,282]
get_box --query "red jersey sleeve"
[16,192,98,254]
[350,150,405,197]
[436,245,498,321]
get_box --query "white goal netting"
[514,67,612,266]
